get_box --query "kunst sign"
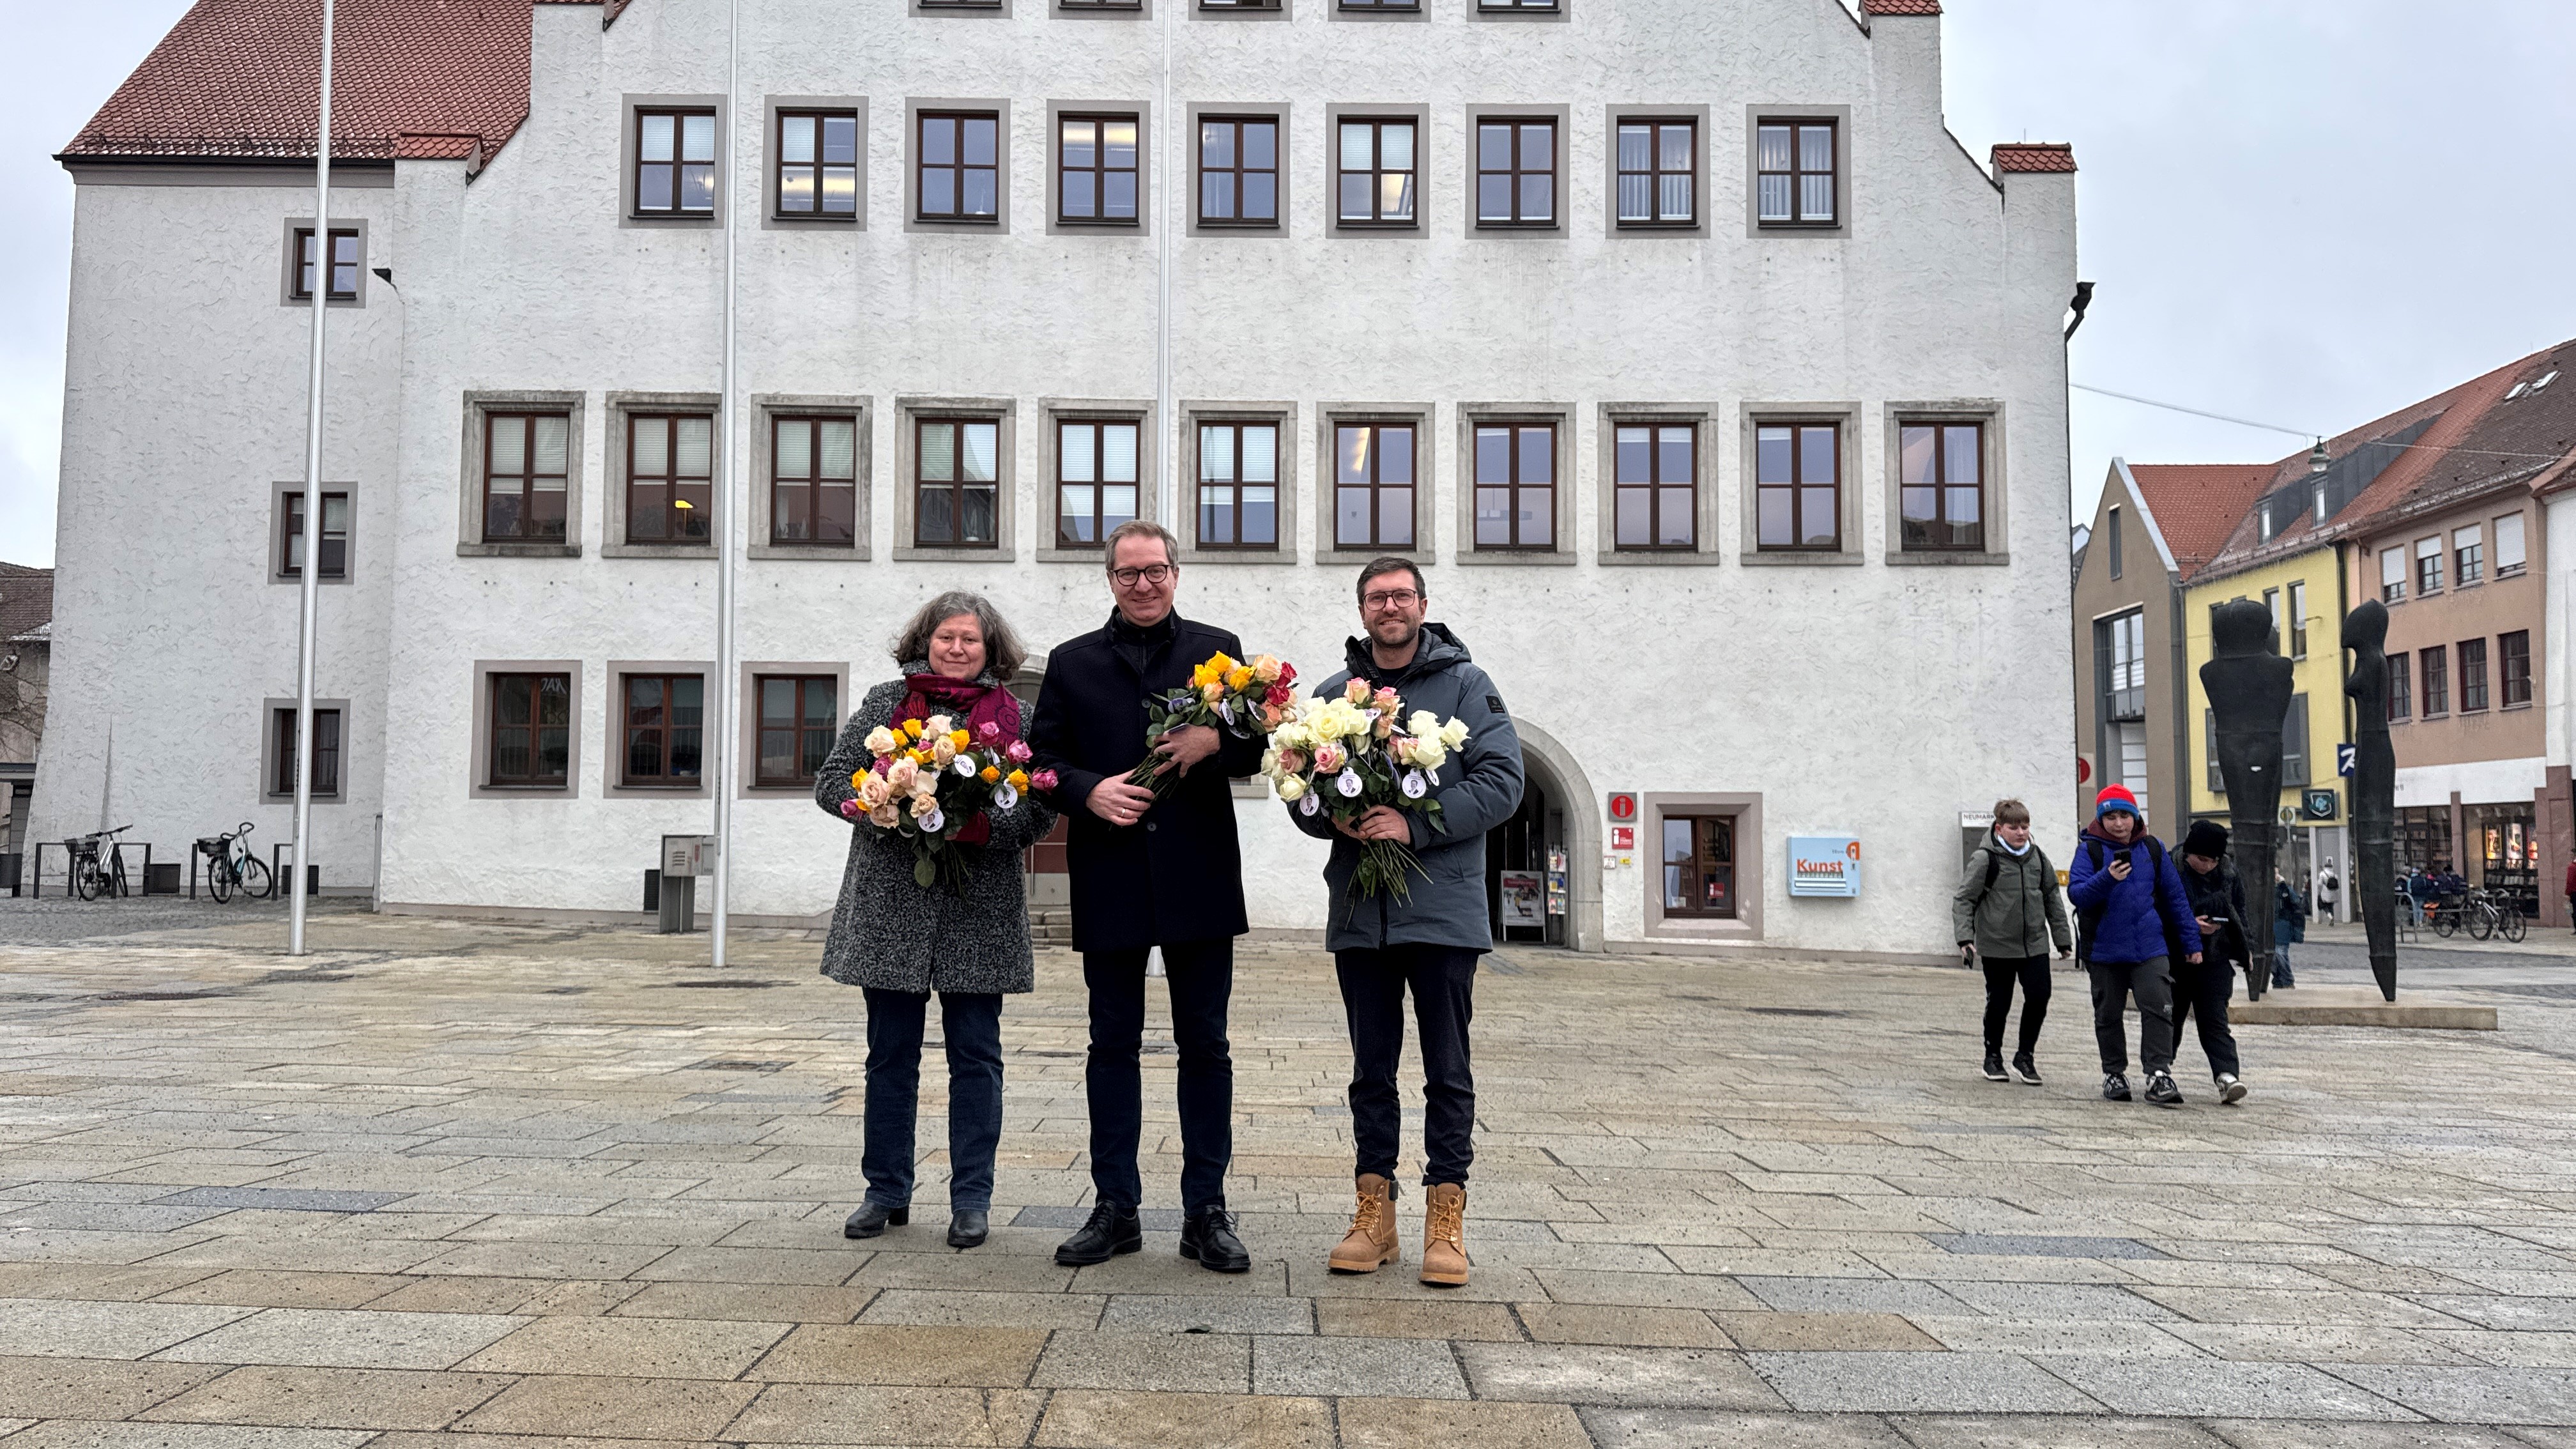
[1788,836,1860,898]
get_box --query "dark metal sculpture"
[2200,599,2295,1001]
[2343,601,2399,1001]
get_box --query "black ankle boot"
[1054,1202,1142,1266]
[1180,1206,1250,1273]
[947,1208,990,1249]
[843,1202,908,1239]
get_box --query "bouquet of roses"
[840,714,1057,892]
[1262,678,1473,902]
[1126,651,1300,799]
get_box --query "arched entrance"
[1483,719,1602,951]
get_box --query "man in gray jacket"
[1953,798,2073,1086]
[1291,557,1523,1289]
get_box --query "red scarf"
[896,673,1021,846]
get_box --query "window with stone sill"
[270,707,342,797]
[1897,421,1982,552]
[1338,118,1418,226]
[1613,423,1694,550]
[916,417,1002,547]
[1756,422,1839,551]
[626,414,715,545]
[2454,525,2484,587]
[1475,118,1556,227]
[620,674,705,786]
[489,673,572,787]
[1197,420,1280,549]
[1059,115,1142,225]
[280,492,349,579]
[2388,652,2412,722]
[1199,116,1279,226]
[919,112,1002,222]
[2414,537,2443,595]
[2380,544,2405,604]
[770,417,859,546]
[1662,815,1735,919]
[2503,630,2533,707]
[1754,118,1836,226]
[636,109,718,217]
[1335,422,1416,550]
[1472,421,1555,549]
[289,229,360,300]
[2459,637,2489,713]
[482,412,571,543]
[776,111,859,219]
[1615,120,1694,227]
[1057,418,1142,548]
[756,675,838,786]
[2420,645,2449,719]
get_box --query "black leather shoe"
[1054,1202,1142,1266]
[843,1202,908,1239]
[1180,1207,1251,1273]
[947,1209,990,1249]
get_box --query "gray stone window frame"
[277,217,369,307]
[1462,105,1570,239]
[1474,0,1564,19]
[1184,103,1291,238]
[749,395,871,562]
[761,96,868,231]
[469,660,584,800]
[893,396,1018,562]
[737,661,853,798]
[1333,0,1422,20]
[1194,0,1290,18]
[1739,401,1864,568]
[1038,399,1160,565]
[915,0,1009,14]
[621,95,727,230]
[1743,104,1851,241]
[1325,103,1431,238]
[604,392,723,560]
[270,481,358,586]
[1883,400,2010,567]
[457,390,586,559]
[1454,404,1575,565]
[1643,791,1763,944]
[1315,401,1438,567]
[1604,107,1709,238]
[1593,404,1721,565]
[905,98,1014,234]
[1178,401,1300,564]
[603,660,716,799]
[1059,0,1149,19]
[1045,101,1154,236]
[259,698,350,803]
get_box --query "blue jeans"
[862,988,1004,1213]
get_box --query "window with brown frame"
[620,674,704,786]
[2388,652,2412,722]
[487,673,571,786]
[1059,0,1141,8]
[1197,421,1279,549]
[2459,637,2490,713]
[1615,120,1694,226]
[1613,424,1694,549]
[1756,422,1840,551]
[776,110,859,218]
[280,491,349,578]
[1340,0,1417,8]
[771,416,858,545]
[2454,525,2485,586]
[915,417,1000,547]
[918,111,1001,221]
[1662,815,1736,918]
[2503,630,2533,707]
[1755,118,1836,226]
[270,707,342,797]
[289,228,360,300]
[627,414,714,544]
[1475,118,1554,227]
[1199,0,1277,8]
[1198,116,1278,226]
[1057,418,1140,548]
[756,675,838,786]
[2415,536,2444,595]
[1480,0,1557,8]
[1059,114,1140,224]
[636,109,718,217]
[2420,645,2449,719]
[482,412,570,542]
[1337,118,1416,226]
[1472,422,1554,549]
[1898,422,1984,551]
[1334,422,1415,551]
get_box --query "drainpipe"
[288,0,337,956]
[710,0,742,965]
[1156,0,1175,526]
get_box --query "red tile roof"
[2124,464,2275,583]
[0,564,53,646]
[1863,0,1942,13]
[1992,143,2077,174]
[59,0,551,168]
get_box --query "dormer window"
[2258,501,2274,543]
[2312,484,2326,525]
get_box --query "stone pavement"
[1,905,2575,1446]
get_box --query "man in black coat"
[1031,520,1267,1272]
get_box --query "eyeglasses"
[1110,564,1176,588]
[1361,589,1421,610]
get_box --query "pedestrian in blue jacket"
[2066,785,2204,1107]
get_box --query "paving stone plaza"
[2,902,2575,1446]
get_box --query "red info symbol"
[1607,793,1638,822]
[1611,826,1634,851]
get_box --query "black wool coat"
[1030,611,1269,953]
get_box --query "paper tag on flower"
[994,783,1018,811]
[1299,793,1321,816]
[1401,770,1427,799]
[1337,769,1363,798]
[919,806,946,834]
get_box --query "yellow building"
[2181,534,2350,891]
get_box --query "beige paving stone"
[460,1314,789,1378]
[456,1372,764,1439]
[1887,1414,2228,1448]
[148,1270,410,1310]
[749,1323,1050,1385]
[724,1383,1046,1445]
[1031,1329,1252,1393]
[630,1245,861,1285]
[358,1275,567,1315]
[1031,1388,1333,1449]
[858,1288,1106,1330]
[1316,1297,1524,1341]
[2201,1423,2531,1448]
[0,1424,377,1449]
[2165,1322,2488,1365]
[1580,1408,1910,1447]
[407,1241,675,1280]
[612,1280,877,1323]
[139,1364,520,1430]
[1339,1397,1592,1449]
[1516,1301,1734,1348]
[1710,1311,1942,1352]
[0,1355,226,1418]
[1532,1268,1765,1311]
[0,1263,224,1301]
[0,1298,254,1359]
[149,1307,528,1370]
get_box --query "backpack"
[1973,841,2058,911]
[2073,834,2185,965]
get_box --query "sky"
[4,0,2574,569]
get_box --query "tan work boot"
[1420,1182,1468,1287]
[1328,1174,1399,1273]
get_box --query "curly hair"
[890,591,1027,682]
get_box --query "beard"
[1372,618,1420,649]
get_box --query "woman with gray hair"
[815,592,1055,1249]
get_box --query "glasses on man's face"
[1110,564,1176,588]
[1361,589,1421,610]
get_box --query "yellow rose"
[980,765,1001,783]
[1225,666,1255,691]
[1007,769,1029,789]
[864,726,899,755]
[951,729,971,750]
[903,718,925,740]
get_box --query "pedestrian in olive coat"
[1953,798,2072,1085]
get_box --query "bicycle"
[195,822,271,904]
[68,825,135,901]
[2462,886,2527,944]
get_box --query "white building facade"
[43,0,2078,959]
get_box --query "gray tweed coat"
[813,669,1057,995]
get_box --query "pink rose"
[838,797,861,820]
[1031,768,1059,793]
[978,720,1004,742]
[1006,739,1033,764]
[1372,686,1400,711]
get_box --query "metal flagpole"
[710,0,742,965]
[288,0,338,956]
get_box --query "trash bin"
[144,862,181,896]
[658,835,716,933]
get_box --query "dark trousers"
[1979,954,2051,1057]
[2172,960,2241,1078]
[861,988,1004,1213]
[1082,939,1234,1213]
[1335,944,1478,1189]
[2086,956,2175,1076]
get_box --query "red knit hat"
[2094,784,2140,819]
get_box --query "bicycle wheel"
[2432,906,2457,937]
[239,855,273,901]
[206,855,234,905]
[72,855,102,902]
[2504,905,2529,943]
[2469,904,2495,941]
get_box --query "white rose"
[1411,741,1448,771]
[1439,719,1471,749]
[864,726,900,755]
[1276,776,1307,802]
